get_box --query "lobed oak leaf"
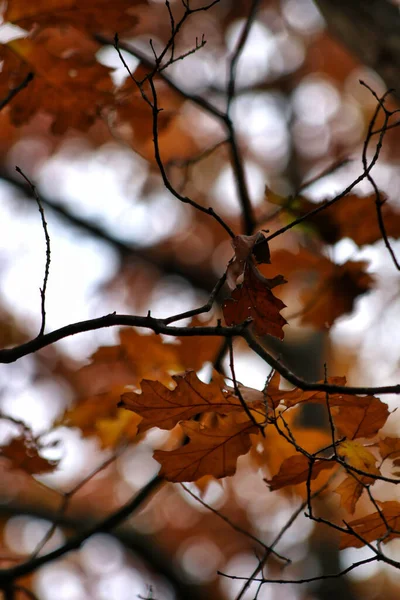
[256,410,333,497]
[329,394,389,440]
[267,454,335,491]
[226,232,271,290]
[260,249,373,329]
[223,263,287,339]
[153,413,258,482]
[286,193,400,247]
[173,317,222,373]
[1,437,58,475]
[334,474,371,515]
[0,34,113,134]
[264,374,389,439]
[120,370,260,433]
[5,0,143,36]
[340,501,400,549]
[378,436,400,467]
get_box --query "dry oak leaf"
[5,0,143,35]
[223,263,287,339]
[340,501,400,549]
[120,370,258,433]
[59,385,141,448]
[378,437,400,470]
[254,409,333,497]
[267,454,335,491]
[226,232,271,290]
[0,35,113,134]
[335,475,368,515]
[265,372,389,439]
[260,249,373,329]
[1,437,58,475]
[153,413,258,482]
[80,328,182,395]
[286,193,400,247]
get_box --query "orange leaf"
[340,502,400,549]
[287,193,400,246]
[223,263,287,339]
[265,374,389,439]
[378,437,400,465]
[1,437,58,475]
[335,476,365,515]
[120,370,252,433]
[5,0,142,35]
[267,455,335,491]
[260,249,372,329]
[1,34,113,134]
[153,414,258,482]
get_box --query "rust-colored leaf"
[226,232,270,290]
[120,370,252,433]
[378,437,400,465]
[340,502,400,549]
[153,414,258,482]
[1,437,58,475]
[59,385,141,448]
[267,455,335,491]
[287,193,400,247]
[335,476,365,515]
[5,0,142,36]
[265,374,389,439]
[0,34,113,134]
[260,248,373,329]
[223,263,287,339]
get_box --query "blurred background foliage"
[1,0,400,599]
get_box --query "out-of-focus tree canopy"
[1,1,400,599]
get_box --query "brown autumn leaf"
[0,34,113,134]
[265,373,389,440]
[174,317,222,373]
[153,413,258,482]
[5,0,143,35]
[335,476,365,515]
[286,193,400,247]
[255,408,334,497]
[79,329,183,395]
[1,437,58,475]
[267,454,335,491]
[260,248,373,329]
[340,501,400,549]
[223,263,287,339]
[378,437,400,468]
[120,370,252,433]
[226,232,271,290]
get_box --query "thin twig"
[228,339,265,436]
[15,167,51,337]
[0,73,34,112]
[0,475,163,583]
[180,484,289,563]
